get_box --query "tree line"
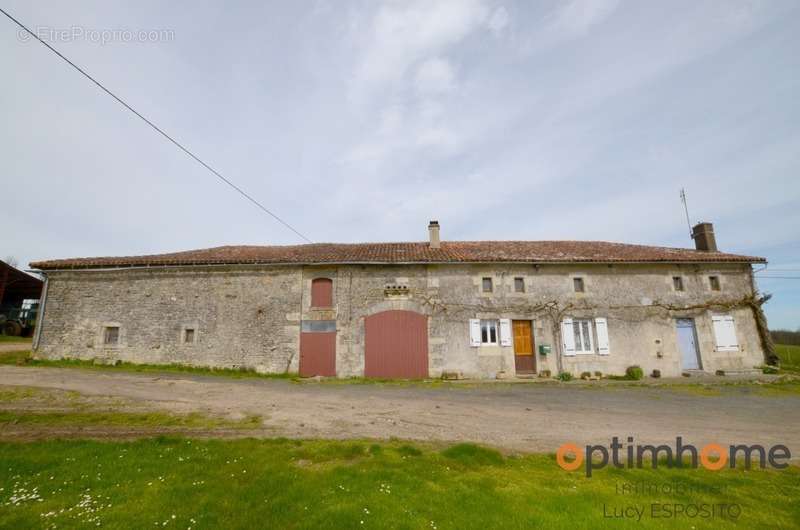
[771,329,800,346]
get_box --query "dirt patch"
[1,366,799,454]
[0,343,31,353]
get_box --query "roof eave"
[30,257,766,272]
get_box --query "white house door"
[676,319,701,370]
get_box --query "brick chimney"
[428,220,440,249]
[692,222,717,252]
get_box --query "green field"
[0,438,797,529]
[776,344,800,374]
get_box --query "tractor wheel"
[3,321,22,337]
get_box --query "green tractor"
[1,259,44,337]
[0,303,39,337]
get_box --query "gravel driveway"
[1,366,798,454]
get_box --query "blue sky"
[1,1,798,328]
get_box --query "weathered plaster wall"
[420,262,764,378]
[36,261,766,378]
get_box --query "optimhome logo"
[557,437,791,477]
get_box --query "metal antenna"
[680,188,693,239]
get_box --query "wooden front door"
[513,320,535,373]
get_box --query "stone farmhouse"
[30,222,771,379]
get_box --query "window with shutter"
[311,278,333,308]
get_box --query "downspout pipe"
[32,272,49,352]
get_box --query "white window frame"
[572,318,594,354]
[480,319,499,345]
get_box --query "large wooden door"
[299,331,336,377]
[364,310,428,379]
[513,320,535,373]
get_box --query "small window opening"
[573,277,585,293]
[514,277,525,293]
[673,276,684,291]
[709,276,721,291]
[184,329,195,343]
[482,277,493,293]
[103,326,119,345]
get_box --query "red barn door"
[299,331,336,377]
[364,310,428,379]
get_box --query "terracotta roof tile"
[30,241,765,269]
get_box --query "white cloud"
[350,0,489,94]
[414,57,456,94]
[552,0,621,35]
[487,6,510,35]
[521,0,621,53]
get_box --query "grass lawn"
[0,411,263,430]
[776,344,800,374]
[0,335,32,343]
[0,350,292,381]
[0,438,797,529]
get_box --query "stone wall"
[37,267,303,374]
[36,261,767,378]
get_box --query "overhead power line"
[1,7,312,244]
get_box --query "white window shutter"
[561,318,576,356]
[469,319,481,347]
[595,317,610,355]
[499,319,512,346]
[712,316,726,350]
[712,315,738,351]
[723,316,739,350]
